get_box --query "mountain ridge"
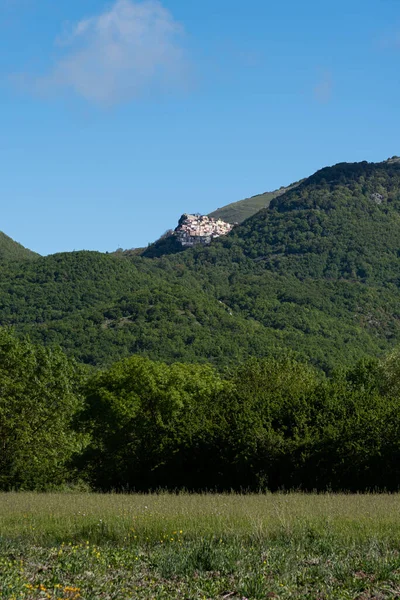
[1,158,400,371]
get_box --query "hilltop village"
[175,213,235,247]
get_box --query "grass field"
[2,493,400,599]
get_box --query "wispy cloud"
[15,0,189,106]
[313,70,333,104]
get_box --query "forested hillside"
[1,159,400,371]
[0,246,393,370]
[4,158,400,491]
[230,160,400,281]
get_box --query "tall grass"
[1,492,400,545]
[2,493,400,599]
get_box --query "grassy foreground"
[2,494,400,599]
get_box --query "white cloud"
[24,0,188,106]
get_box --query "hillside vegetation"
[4,161,400,494]
[0,246,392,370]
[0,230,38,262]
[208,182,300,223]
[230,160,400,281]
[1,160,400,370]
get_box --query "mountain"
[208,182,301,224]
[0,250,288,367]
[0,231,39,262]
[1,158,400,371]
[229,159,400,282]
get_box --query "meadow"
[1,493,400,599]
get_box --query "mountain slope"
[0,251,303,367]
[228,160,400,282]
[208,182,301,224]
[0,247,392,370]
[0,231,39,262]
[1,159,400,371]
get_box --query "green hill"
[208,182,301,224]
[0,231,39,262]
[229,159,400,282]
[0,250,293,367]
[2,159,400,371]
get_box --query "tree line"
[2,327,400,492]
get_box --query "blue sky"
[1,0,400,255]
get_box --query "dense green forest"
[2,158,400,490]
[0,248,390,370]
[1,160,400,370]
[2,327,400,492]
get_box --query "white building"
[175,214,234,247]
